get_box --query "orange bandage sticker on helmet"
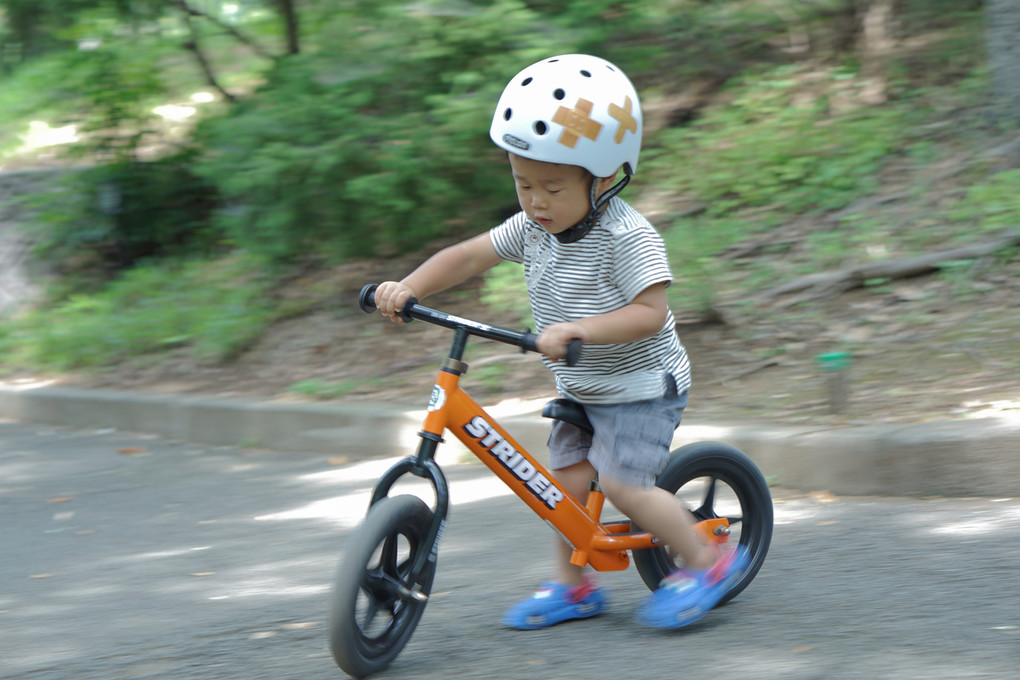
[610,96,638,144]
[552,98,602,149]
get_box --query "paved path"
[2,420,1018,679]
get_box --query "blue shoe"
[502,576,607,630]
[636,545,750,629]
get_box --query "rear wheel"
[633,441,773,604]
[329,495,436,678]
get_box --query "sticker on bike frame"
[428,385,446,412]
[431,519,445,557]
[436,312,497,334]
[463,415,564,510]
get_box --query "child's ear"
[595,171,619,194]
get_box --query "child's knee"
[599,475,649,509]
[552,461,597,499]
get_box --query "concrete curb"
[1,384,1017,497]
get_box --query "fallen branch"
[710,358,782,385]
[674,306,730,331]
[980,133,1020,161]
[720,236,803,260]
[764,231,1020,300]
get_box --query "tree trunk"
[857,0,896,104]
[985,0,1020,125]
[275,0,300,55]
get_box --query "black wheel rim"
[657,460,771,577]
[354,526,430,658]
[685,468,762,549]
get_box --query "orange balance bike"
[329,285,774,678]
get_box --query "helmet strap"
[553,174,631,244]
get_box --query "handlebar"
[358,284,582,367]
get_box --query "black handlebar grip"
[521,333,582,366]
[358,284,378,312]
[357,284,416,323]
[520,331,540,354]
[565,338,582,367]
[397,296,418,323]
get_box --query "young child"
[374,54,748,630]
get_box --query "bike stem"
[365,326,473,587]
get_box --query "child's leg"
[601,473,751,629]
[598,476,718,570]
[501,459,605,630]
[551,460,598,586]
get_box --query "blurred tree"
[985,0,1020,125]
[0,0,163,69]
[0,0,292,72]
[273,0,299,55]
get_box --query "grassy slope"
[0,5,1017,424]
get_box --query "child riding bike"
[373,53,748,630]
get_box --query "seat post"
[569,480,607,568]
[584,478,605,518]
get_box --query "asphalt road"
[2,420,1019,680]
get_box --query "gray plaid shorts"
[547,376,688,488]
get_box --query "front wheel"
[633,441,773,604]
[329,494,437,678]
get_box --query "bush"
[26,150,220,277]
[647,65,906,218]
[0,255,275,370]
[192,0,634,262]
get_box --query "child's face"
[508,154,611,235]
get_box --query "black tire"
[329,495,437,678]
[633,441,773,604]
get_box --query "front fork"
[368,434,450,596]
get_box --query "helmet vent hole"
[553,88,565,100]
[503,108,513,121]
[521,77,533,86]
[533,121,548,136]
[580,70,591,77]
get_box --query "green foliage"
[648,65,905,218]
[0,255,275,370]
[480,260,531,327]
[0,7,170,157]
[25,150,220,277]
[14,9,171,154]
[64,45,165,157]
[5,17,213,278]
[943,170,1020,232]
[193,0,577,261]
[648,64,910,314]
[470,361,510,393]
[660,214,756,315]
[2,0,1014,375]
[1,0,106,63]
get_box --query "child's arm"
[375,233,502,322]
[536,282,669,360]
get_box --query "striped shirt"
[489,197,691,405]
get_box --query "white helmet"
[490,54,642,178]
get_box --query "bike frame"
[363,289,728,575]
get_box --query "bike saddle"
[541,398,593,435]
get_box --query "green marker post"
[816,351,851,414]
